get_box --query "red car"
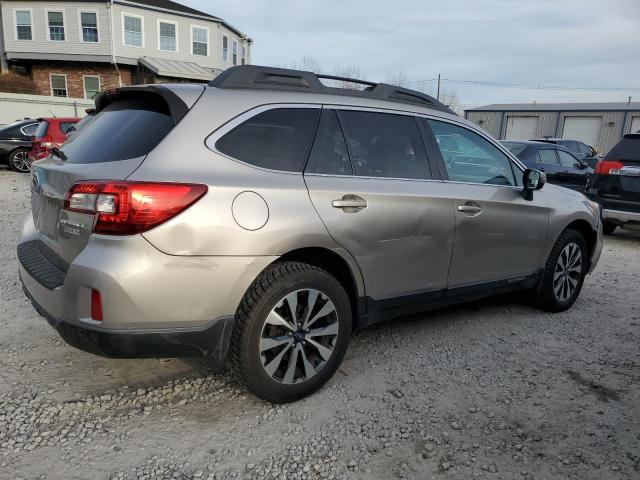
[29,117,79,161]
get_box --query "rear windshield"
[60,97,174,164]
[502,142,527,156]
[34,121,49,138]
[606,135,640,161]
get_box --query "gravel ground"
[0,167,639,480]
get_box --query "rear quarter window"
[214,108,320,172]
[60,97,175,164]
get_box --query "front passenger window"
[558,150,580,169]
[427,119,517,186]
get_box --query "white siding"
[0,91,92,125]
[1,1,251,71]
[2,1,111,57]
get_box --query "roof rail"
[209,65,456,115]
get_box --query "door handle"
[457,205,482,214]
[332,195,367,211]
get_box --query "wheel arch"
[565,219,597,261]
[276,247,365,329]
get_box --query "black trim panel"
[359,270,542,328]
[17,240,68,290]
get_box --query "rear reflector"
[64,181,207,235]
[91,289,103,321]
[594,159,624,175]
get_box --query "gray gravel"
[1,167,639,479]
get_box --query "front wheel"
[8,148,31,173]
[533,229,588,312]
[230,262,352,403]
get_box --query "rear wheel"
[602,221,617,236]
[230,262,352,403]
[8,148,31,173]
[533,229,588,312]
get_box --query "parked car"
[65,109,96,138]
[0,118,39,172]
[18,66,603,403]
[531,138,601,168]
[501,140,593,192]
[29,117,80,162]
[587,133,640,235]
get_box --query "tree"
[290,56,322,73]
[385,71,409,86]
[333,64,367,89]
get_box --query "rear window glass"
[502,142,527,156]
[34,121,49,138]
[606,135,640,161]
[338,110,431,179]
[60,97,174,164]
[215,108,320,172]
[59,121,77,134]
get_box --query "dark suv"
[502,140,592,192]
[531,138,600,168]
[587,133,640,235]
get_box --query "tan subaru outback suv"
[18,65,602,402]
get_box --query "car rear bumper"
[602,208,640,224]
[22,281,234,359]
[18,213,277,358]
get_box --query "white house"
[0,0,252,99]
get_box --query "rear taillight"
[63,181,208,235]
[594,159,624,175]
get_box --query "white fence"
[0,92,94,125]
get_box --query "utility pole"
[628,96,632,105]
[436,74,441,101]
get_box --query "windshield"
[60,97,174,164]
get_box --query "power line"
[399,77,640,92]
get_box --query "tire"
[533,228,588,312]
[8,148,31,173]
[602,221,617,236]
[230,261,352,403]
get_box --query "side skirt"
[357,270,543,329]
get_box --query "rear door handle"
[457,205,482,214]
[332,195,367,211]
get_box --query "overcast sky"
[186,0,640,108]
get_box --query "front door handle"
[332,195,367,212]
[457,204,482,214]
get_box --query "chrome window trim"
[20,123,38,136]
[206,103,322,175]
[304,172,445,183]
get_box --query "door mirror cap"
[579,161,589,170]
[522,169,545,200]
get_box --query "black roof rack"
[209,65,456,115]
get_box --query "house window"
[192,26,208,56]
[48,11,65,41]
[81,12,98,42]
[123,14,143,47]
[15,10,32,40]
[232,40,238,65]
[83,76,100,99]
[241,45,246,65]
[50,74,67,97]
[158,21,177,51]
[222,35,228,62]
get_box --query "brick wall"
[30,63,133,99]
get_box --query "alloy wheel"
[12,151,31,172]
[259,289,339,384]
[553,242,582,302]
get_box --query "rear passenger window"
[338,110,430,179]
[305,110,352,175]
[216,108,320,172]
[537,149,558,164]
[427,119,517,186]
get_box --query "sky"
[185,0,640,109]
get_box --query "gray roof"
[467,102,640,112]
[139,57,218,81]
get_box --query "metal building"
[465,102,640,153]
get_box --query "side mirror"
[522,168,545,200]
[578,161,589,170]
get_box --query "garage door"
[505,116,539,140]
[631,116,640,133]
[562,117,602,147]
